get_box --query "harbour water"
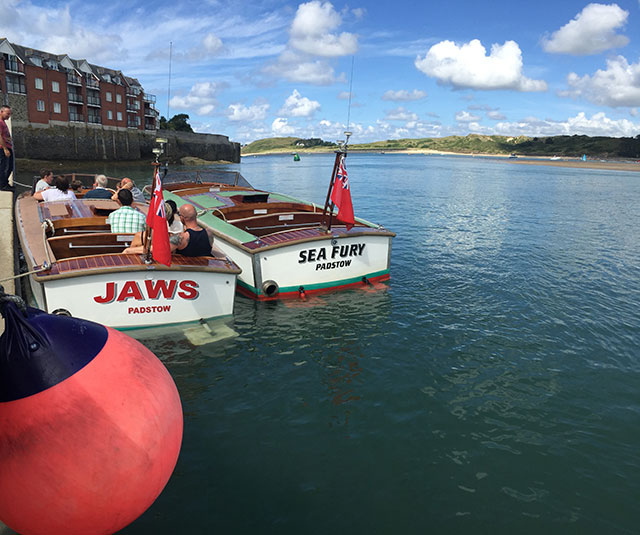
[19,154,640,533]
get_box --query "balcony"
[143,92,156,103]
[88,115,102,124]
[67,73,82,86]
[86,78,99,89]
[69,112,84,123]
[4,58,25,75]
[87,95,101,107]
[126,87,141,97]
[126,102,140,112]
[68,93,83,104]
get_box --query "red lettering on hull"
[93,280,200,304]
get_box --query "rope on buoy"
[0,284,27,316]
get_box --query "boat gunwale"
[31,253,241,282]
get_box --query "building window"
[52,81,60,93]
[35,77,43,90]
[54,102,61,114]
[116,111,122,121]
[106,92,112,102]
[36,100,45,112]
[116,93,122,104]
[6,75,26,94]
[107,110,113,120]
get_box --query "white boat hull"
[214,233,392,299]
[30,270,237,329]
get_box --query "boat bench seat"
[235,212,325,236]
[48,232,136,260]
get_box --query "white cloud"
[263,50,340,85]
[337,91,352,100]
[561,55,640,107]
[415,39,547,92]
[382,89,427,101]
[385,107,419,121]
[455,110,481,122]
[542,3,629,55]
[493,112,640,137]
[170,82,222,115]
[487,110,506,120]
[289,1,358,57]
[279,89,321,117]
[227,101,269,122]
[272,117,296,135]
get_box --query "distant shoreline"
[242,149,640,173]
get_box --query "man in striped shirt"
[107,189,146,233]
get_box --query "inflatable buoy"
[0,293,183,535]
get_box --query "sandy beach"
[243,149,640,173]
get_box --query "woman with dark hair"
[165,200,183,236]
[33,175,78,202]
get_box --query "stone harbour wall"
[11,124,240,163]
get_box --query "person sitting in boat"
[173,204,213,256]
[34,168,54,193]
[33,175,77,202]
[165,200,183,237]
[112,177,145,204]
[107,189,146,233]
[84,175,112,199]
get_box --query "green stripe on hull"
[238,269,390,297]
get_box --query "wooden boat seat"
[234,212,327,236]
[224,202,318,222]
[48,232,135,260]
[51,216,111,236]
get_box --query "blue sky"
[1,0,640,144]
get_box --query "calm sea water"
[22,154,640,533]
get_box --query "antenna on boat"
[345,55,354,134]
[167,41,173,122]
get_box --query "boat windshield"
[164,169,253,189]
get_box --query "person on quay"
[173,204,213,256]
[0,105,14,191]
[107,189,146,233]
[112,177,145,204]
[33,175,77,202]
[34,168,54,193]
[84,175,113,199]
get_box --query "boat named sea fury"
[162,145,395,300]
[15,194,241,329]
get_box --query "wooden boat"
[15,195,241,329]
[161,152,395,300]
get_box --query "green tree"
[160,114,193,132]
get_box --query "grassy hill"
[242,134,640,159]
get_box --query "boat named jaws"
[15,195,241,328]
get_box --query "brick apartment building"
[0,38,158,131]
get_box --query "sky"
[1,0,640,144]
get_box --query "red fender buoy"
[0,303,183,535]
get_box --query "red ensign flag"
[147,169,171,266]
[330,154,355,230]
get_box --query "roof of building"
[0,37,137,88]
